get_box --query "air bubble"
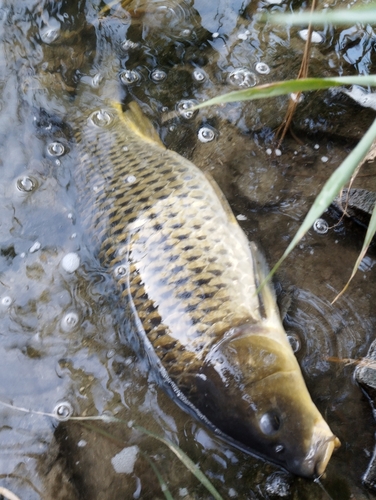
[114,265,127,277]
[61,312,80,332]
[89,109,112,128]
[177,100,198,120]
[126,175,136,184]
[1,296,12,307]
[150,69,167,83]
[47,141,65,157]
[61,252,80,273]
[53,401,73,421]
[16,176,38,193]
[313,218,329,234]
[92,73,103,88]
[193,69,206,82]
[228,68,257,88]
[40,26,60,44]
[120,70,141,85]
[287,333,301,352]
[198,126,216,143]
[255,62,270,75]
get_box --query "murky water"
[0,0,375,498]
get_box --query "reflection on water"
[0,0,375,498]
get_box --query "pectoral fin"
[112,100,166,148]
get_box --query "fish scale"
[74,104,261,373]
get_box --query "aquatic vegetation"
[193,4,376,300]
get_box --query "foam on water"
[111,446,139,474]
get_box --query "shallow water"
[0,0,376,498]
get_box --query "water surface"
[0,0,375,498]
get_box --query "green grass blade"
[192,76,376,109]
[134,425,224,500]
[333,201,376,302]
[264,117,376,283]
[270,5,376,26]
[142,454,175,500]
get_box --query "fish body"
[74,100,340,477]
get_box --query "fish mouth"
[300,422,341,478]
[313,435,341,478]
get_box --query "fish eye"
[259,412,281,435]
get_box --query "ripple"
[284,287,367,379]
[134,0,197,41]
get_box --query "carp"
[73,98,340,478]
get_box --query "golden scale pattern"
[74,105,261,388]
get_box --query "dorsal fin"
[111,101,165,148]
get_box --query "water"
[0,0,375,499]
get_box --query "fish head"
[195,323,340,478]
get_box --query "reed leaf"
[264,117,376,283]
[333,201,376,303]
[142,454,175,500]
[134,425,224,500]
[270,5,376,26]
[192,75,376,110]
